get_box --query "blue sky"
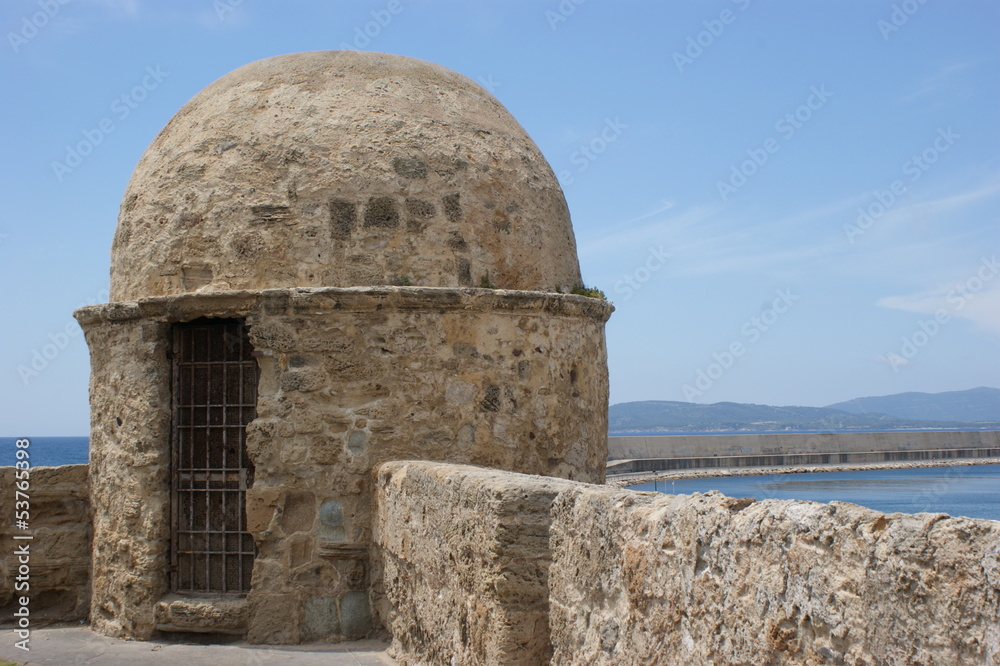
[1,0,997,435]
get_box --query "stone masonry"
[0,465,91,623]
[375,460,1000,665]
[76,287,610,642]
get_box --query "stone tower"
[75,51,612,643]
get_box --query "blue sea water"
[631,464,1000,522]
[1,436,89,467]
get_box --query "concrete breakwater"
[607,430,1000,475]
[606,457,1000,488]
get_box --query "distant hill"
[825,387,1000,423]
[609,388,1000,433]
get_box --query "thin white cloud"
[899,60,979,104]
[83,0,141,18]
[577,202,718,259]
[876,257,1000,334]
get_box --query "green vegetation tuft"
[570,284,606,300]
[479,274,497,289]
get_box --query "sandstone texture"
[375,461,1000,665]
[110,51,582,301]
[0,464,91,623]
[76,287,610,642]
[373,461,580,665]
[79,48,610,644]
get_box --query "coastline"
[605,456,1000,488]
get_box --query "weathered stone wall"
[372,461,580,664]
[0,465,91,623]
[81,316,172,638]
[110,51,582,302]
[550,485,1000,664]
[374,460,1000,665]
[75,286,611,643]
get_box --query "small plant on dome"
[479,273,497,289]
[570,284,606,300]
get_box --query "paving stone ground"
[0,624,394,665]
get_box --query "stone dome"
[109,51,583,301]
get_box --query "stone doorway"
[169,319,257,595]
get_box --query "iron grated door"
[170,319,257,595]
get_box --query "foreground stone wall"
[375,461,1000,665]
[373,462,579,664]
[0,465,91,623]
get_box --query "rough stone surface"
[0,465,91,623]
[154,594,248,634]
[373,461,579,665]
[78,49,609,646]
[549,487,1000,665]
[75,287,611,643]
[109,51,582,301]
[374,461,1000,666]
[79,317,171,639]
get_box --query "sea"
[4,435,998,522]
[630,465,1000,522]
[1,436,89,468]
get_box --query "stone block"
[154,594,248,634]
[340,591,372,638]
[302,595,340,641]
[247,592,302,644]
[281,490,317,534]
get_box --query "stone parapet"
[374,460,1000,665]
[373,461,579,664]
[0,464,91,623]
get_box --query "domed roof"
[110,51,582,301]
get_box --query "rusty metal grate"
[170,319,257,595]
